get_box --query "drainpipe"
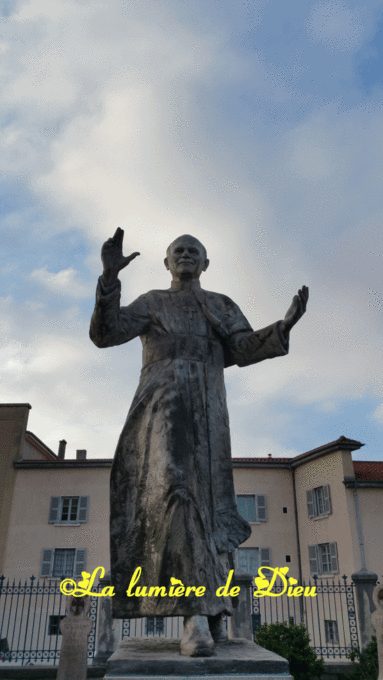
[292,468,304,622]
[353,481,366,569]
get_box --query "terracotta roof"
[291,435,363,460]
[353,461,383,481]
[233,457,291,462]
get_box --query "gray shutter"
[40,549,54,577]
[74,549,87,578]
[306,489,315,518]
[323,485,331,515]
[78,496,89,522]
[308,545,319,575]
[329,542,339,573]
[48,497,61,523]
[260,548,271,567]
[257,495,267,521]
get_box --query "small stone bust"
[57,595,93,680]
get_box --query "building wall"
[294,450,358,579]
[21,437,49,460]
[354,487,383,577]
[233,466,299,576]
[3,467,110,580]
[0,404,31,574]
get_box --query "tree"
[255,620,325,680]
[338,636,378,680]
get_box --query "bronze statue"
[90,228,308,656]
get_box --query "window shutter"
[308,545,319,575]
[48,497,61,523]
[40,549,54,577]
[323,485,331,515]
[257,495,267,521]
[260,548,271,567]
[329,542,339,573]
[78,496,89,522]
[74,549,87,578]
[306,489,315,518]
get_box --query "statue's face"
[165,236,209,280]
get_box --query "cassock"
[90,277,289,618]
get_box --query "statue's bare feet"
[208,613,228,642]
[180,615,215,656]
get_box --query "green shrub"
[337,636,378,680]
[255,620,325,680]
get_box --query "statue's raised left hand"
[280,286,309,335]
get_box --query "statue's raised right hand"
[101,228,140,286]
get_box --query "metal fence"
[1,573,360,666]
[252,574,359,660]
[0,575,184,667]
[0,575,98,666]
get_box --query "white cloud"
[371,404,383,428]
[307,1,363,53]
[30,267,90,298]
[1,0,383,460]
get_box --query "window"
[308,543,339,576]
[48,496,89,524]
[235,547,271,574]
[40,548,87,578]
[145,617,164,636]
[325,620,339,645]
[306,486,331,518]
[48,615,65,636]
[236,495,267,522]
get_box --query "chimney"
[58,440,67,460]
[76,449,87,460]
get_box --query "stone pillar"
[57,595,93,680]
[352,568,378,649]
[228,571,254,641]
[95,572,122,664]
[371,584,383,680]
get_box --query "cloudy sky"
[1,0,383,461]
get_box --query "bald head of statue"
[164,235,209,282]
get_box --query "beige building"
[1,402,383,663]
[1,403,382,586]
[233,438,383,584]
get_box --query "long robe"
[90,277,289,618]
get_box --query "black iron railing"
[252,574,359,659]
[0,573,360,665]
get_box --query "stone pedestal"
[102,637,292,679]
[352,568,378,648]
[228,571,253,641]
[95,573,122,664]
[371,583,383,680]
[57,595,93,680]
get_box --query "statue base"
[102,637,293,679]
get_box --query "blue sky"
[1,0,383,461]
